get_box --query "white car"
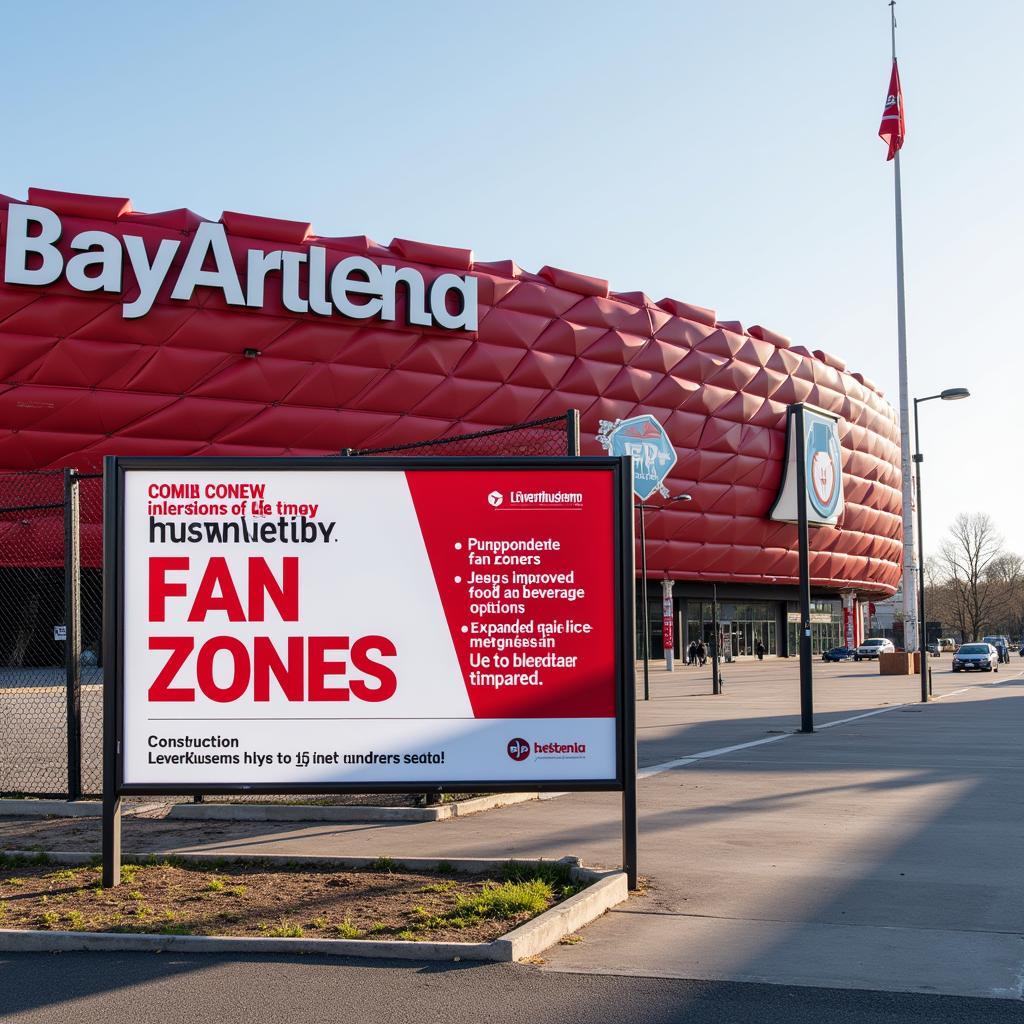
[952,643,999,673]
[854,637,895,661]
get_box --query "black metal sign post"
[618,474,638,889]
[101,455,636,889]
[63,468,82,803]
[793,405,815,733]
[102,464,122,887]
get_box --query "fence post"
[64,468,82,802]
[565,409,581,456]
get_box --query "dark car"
[822,647,855,662]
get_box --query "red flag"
[878,60,905,160]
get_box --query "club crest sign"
[769,404,845,527]
[597,414,677,500]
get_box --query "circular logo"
[506,738,530,761]
[811,450,836,507]
[805,421,842,519]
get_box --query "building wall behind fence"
[0,417,573,798]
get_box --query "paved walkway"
[2,659,1022,1001]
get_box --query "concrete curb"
[0,793,540,823]
[0,849,582,874]
[165,791,540,823]
[494,872,629,961]
[0,851,626,962]
[0,800,102,818]
[0,800,167,818]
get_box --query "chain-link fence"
[78,474,104,797]
[0,412,579,800]
[0,471,74,797]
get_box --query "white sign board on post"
[768,405,845,527]
[107,457,632,794]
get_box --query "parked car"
[938,638,957,653]
[952,643,999,673]
[822,647,856,662]
[854,638,895,661]
[982,636,1011,663]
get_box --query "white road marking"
[638,672,1023,779]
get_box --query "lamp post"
[913,387,970,703]
[636,494,692,701]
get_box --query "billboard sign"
[597,415,677,500]
[105,457,632,794]
[769,405,845,527]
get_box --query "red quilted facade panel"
[0,189,901,595]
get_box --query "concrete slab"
[545,911,1024,1000]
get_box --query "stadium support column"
[661,578,674,671]
[841,592,856,650]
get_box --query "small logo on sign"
[488,491,504,507]
[811,450,836,507]
[805,418,843,520]
[507,738,530,761]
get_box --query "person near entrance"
[687,640,697,666]
[698,640,708,666]
[755,638,765,661]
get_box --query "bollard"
[928,666,933,697]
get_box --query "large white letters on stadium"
[2,203,478,330]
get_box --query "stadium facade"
[0,187,902,659]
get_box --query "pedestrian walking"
[698,640,707,666]
[755,638,765,661]
[686,640,696,666]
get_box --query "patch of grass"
[414,878,555,934]
[50,869,77,883]
[368,857,398,873]
[559,934,583,945]
[40,911,60,929]
[502,861,581,900]
[159,924,193,935]
[0,901,8,921]
[454,879,552,920]
[128,890,144,901]
[310,916,329,929]
[395,930,419,941]
[367,922,389,934]
[420,881,456,893]
[228,885,247,897]
[119,864,140,883]
[335,919,362,939]
[260,920,304,938]
[65,910,86,930]
[4,878,27,887]
[204,877,226,892]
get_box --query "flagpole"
[889,0,917,653]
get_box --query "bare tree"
[936,514,1008,641]
[987,552,1024,639]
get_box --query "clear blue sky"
[4,0,1020,554]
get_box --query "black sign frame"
[102,455,638,886]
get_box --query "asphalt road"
[1,953,1021,1024]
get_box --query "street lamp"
[914,387,970,702]
[636,493,692,701]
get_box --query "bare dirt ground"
[0,853,578,943]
